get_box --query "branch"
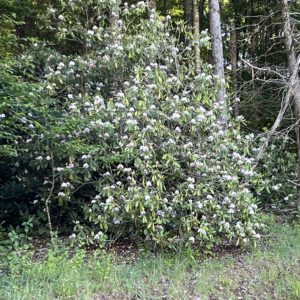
[254,54,300,168]
[241,58,288,83]
[288,179,300,186]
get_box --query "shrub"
[256,136,297,210]
[1,1,264,250]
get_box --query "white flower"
[196,202,203,209]
[196,114,205,122]
[187,177,195,183]
[57,62,65,70]
[83,163,89,169]
[61,182,72,188]
[69,233,76,239]
[189,236,195,243]
[140,145,149,152]
[94,231,103,240]
[248,207,255,215]
[171,112,180,120]
[69,103,77,111]
[106,196,113,204]
[126,119,137,125]
[232,152,240,159]
[272,185,280,191]
[35,156,43,161]
[117,164,124,170]
[94,95,104,105]
[87,30,94,36]
[0,114,5,119]
[117,92,124,98]
[198,228,207,236]
[254,233,261,239]
[113,218,121,225]
[58,192,65,197]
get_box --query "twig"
[241,58,287,83]
[288,179,300,186]
[254,54,300,168]
[45,152,55,240]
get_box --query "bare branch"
[254,54,300,168]
[241,58,288,83]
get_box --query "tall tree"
[282,0,300,210]
[162,0,168,16]
[193,0,201,72]
[199,0,206,31]
[209,0,227,124]
[184,0,193,24]
[147,0,156,16]
[230,20,239,118]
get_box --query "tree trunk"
[209,0,227,125]
[110,1,119,34]
[200,0,206,32]
[230,20,239,118]
[193,0,201,73]
[282,0,300,210]
[163,0,168,16]
[147,0,156,16]
[184,0,193,25]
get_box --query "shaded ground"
[0,222,300,300]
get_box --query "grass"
[0,222,300,300]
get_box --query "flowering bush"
[1,1,264,250]
[255,136,297,209]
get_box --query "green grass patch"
[1,222,300,300]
